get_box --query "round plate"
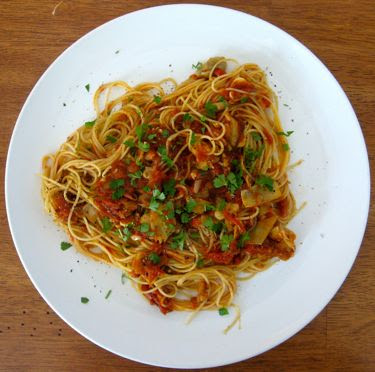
[5,4,370,368]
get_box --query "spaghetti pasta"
[42,57,297,317]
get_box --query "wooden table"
[1,0,374,370]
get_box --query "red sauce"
[213,67,225,76]
[142,285,173,314]
[244,241,294,260]
[53,192,71,221]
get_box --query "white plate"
[5,4,370,369]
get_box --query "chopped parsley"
[112,188,124,200]
[109,178,124,190]
[163,179,176,197]
[121,272,127,284]
[148,252,161,264]
[84,120,96,128]
[106,135,117,143]
[255,175,274,191]
[180,212,190,224]
[217,199,227,211]
[153,189,166,201]
[162,129,170,137]
[183,113,193,122]
[205,101,218,118]
[85,84,90,92]
[149,199,159,211]
[218,307,229,316]
[185,199,197,213]
[190,132,197,145]
[105,289,112,299]
[192,61,203,70]
[244,145,264,170]
[170,231,186,250]
[138,141,150,152]
[226,171,243,194]
[129,170,142,186]
[203,217,223,233]
[282,143,290,151]
[81,297,89,304]
[124,138,135,148]
[240,97,248,104]
[158,146,173,167]
[196,258,204,268]
[122,226,132,241]
[101,217,112,233]
[238,231,251,248]
[200,115,207,123]
[277,130,294,137]
[147,133,157,140]
[153,95,162,104]
[220,234,234,251]
[60,241,72,251]
[213,174,227,188]
[143,185,151,192]
[135,123,149,141]
[251,132,262,141]
[139,223,150,233]
[219,96,228,108]
[201,126,206,133]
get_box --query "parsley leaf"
[105,289,112,299]
[148,252,161,264]
[139,223,150,233]
[238,231,250,248]
[185,199,197,213]
[149,199,160,211]
[203,217,223,233]
[138,142,150,152]
[162,129,170,137]
[255,175,274,191]
[158,146,173,167]
[213,174,227,188]
[106,135,117,143]
[183,113,193,122]
[282,143,290,151]
[192,61,203,70]
[129,170,143,186]
[277,130,294,137]
[200,115,207,123]
[143,185,151,192]
[227,171,243,194]
[196,258,204,268]
[251,132,262,141]
[170,231,186,250]
[112,188,124,200]
[85,84,90,92]
[205,101,218,118]
[181,212,190,224]
[135,123,149,141]
[163,179,176,197]
[124,139,135,148]
[147,133,157,140]
[240,97,248,103]
[217,199,226,211]
[122,226,132,241]
[109,179,124,190]
[153,95,162,104]
[220,234,234,251]
[190,132,197,145]
[218,307,229,316]
[152,189,166,201]
[84,120,96,128]
[81,297,89,304]
[101,217,113,233]
[60,241,72,251]
[219,96,228,108]
[244,145,264,170]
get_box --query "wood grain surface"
[1,0,374,370]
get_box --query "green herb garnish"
[105,290,112,299]
[240,97,248,103]
[282,143,290,151]
[277,130,294,137]
[124,139,135,148]
[138,142,150,152]
[106,135,117,143]
[217,199,226,211]
[109,178,125,190]
[238,231,251,248]
[60,241,72,251]
[255,175,274,191]
[158,146,173,167]
[218,307,229,316]
[81,297,89,304]
[163,179,176,197]
[192,61,203,70]
[180,212,190,224]
[190,132,197,145]
[220,234,234,251]
[84,120,96,128]
[251,132,262,141]
[149,252,161,264]
[185,199,197,213]
[85,84,90,92]
[170,231,186,250]
[153,95,162,104]
[101,217,113,233]
[205,101,218,118]
[213,174,227,188]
